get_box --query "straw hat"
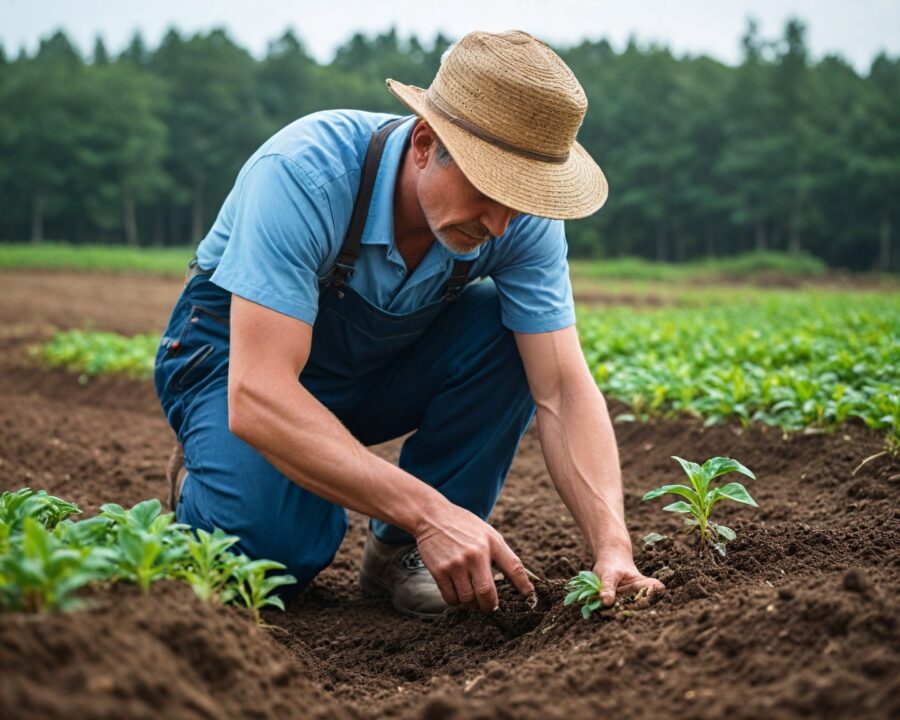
[386,30,608,221]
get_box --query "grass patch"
[570,251,828,284]
[0,242,193,276]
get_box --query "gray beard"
[432,226,488,256]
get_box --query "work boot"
[166,443,187,511]
[359,529,450,619]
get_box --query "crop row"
[0,488,295,622]
[579,292,899,440]
[31,291,900,439]
[34,330,158,380]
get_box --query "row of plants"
[33,330,158,380]
[0,488,295,623]
[579,292,900,441]
[32,292,899,443]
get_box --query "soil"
[1,270,898,719]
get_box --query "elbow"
[227,378,259,444]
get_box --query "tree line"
[0,21,897,271]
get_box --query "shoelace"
[399,546,426,571]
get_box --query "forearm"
[534,375,632,559]
[228,371,445,535]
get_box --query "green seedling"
[228,556,297,624]
[564,570,605,619]
[179,528,242,603]
[643,456,757,556]
[100,499,188,592]
[54,516,115,549]
[0,518,115,612]
[1,488,82,553]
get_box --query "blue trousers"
[154,276,536,595]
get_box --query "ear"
[410,120,437,170]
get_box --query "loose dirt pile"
[1,270,897,719]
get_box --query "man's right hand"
[414,501,534,612]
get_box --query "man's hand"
[414,502,534,613]
[593,549,665,607]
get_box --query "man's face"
[413,125,520,254]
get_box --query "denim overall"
[154,118,537,595]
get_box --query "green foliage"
[100,499,188,593]
[0,23,896,270]
[0,489,296,619]
[643,456,757,555]
[0,488,81,553]
[33,329,159,379]
[580,292,900,441]
[564,570,605,620]
[178,528,242,603]
[570,251,827,283]
[0,518,114,612]
[229,556,297,625]
[0,243,192,275]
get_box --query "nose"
[480,202,519,238]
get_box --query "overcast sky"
[2,0,898,72]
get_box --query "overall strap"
[442,258,473,302]
[326,116,409,292]
[325,116,474,303]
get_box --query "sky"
[2,0,899,72]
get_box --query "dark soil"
[1,270,898,719]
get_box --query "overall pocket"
[156,277,232,401]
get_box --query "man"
[155,30,663,619]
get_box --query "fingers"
[433,573,460,607]
[490,535,535,598]
[599,572,618,606]
[469,554,500,612]
[600,570,666,607]
[617,577,665,596]
[449,568,478,611]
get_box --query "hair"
[433,137,454,166]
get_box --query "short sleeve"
[490,215,576,334]
[209,154,334,326]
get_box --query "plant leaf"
[671,456,705,495]
[662,501,694,514]
[715,525,736,540]
[702,457,756,482]
[642,484,699,504]
[708,482,758,508]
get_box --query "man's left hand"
[593,551,665,607]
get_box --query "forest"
[1,19,897,270]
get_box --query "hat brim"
[386,79,608,221]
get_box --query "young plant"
[1,488,82,553]
[54,515,115,549]
[564,570,605,619]
[178,528,242,603]
[643,456,757,556]
[0,518,115,612]
[228,556,297,624]
[100,499,188,592]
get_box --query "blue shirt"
[197,110,575,334]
